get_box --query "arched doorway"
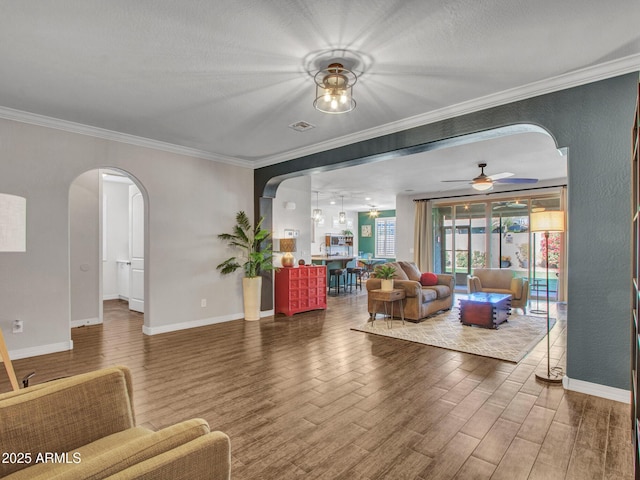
[69,168,149,330]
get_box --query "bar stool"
[328,268,345,295]
[346,267,364,292]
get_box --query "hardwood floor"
[2,292,633,479]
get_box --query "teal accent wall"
[357,210,396,259]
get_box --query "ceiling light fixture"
[472,179,493,191]
[471,164,494,191]
[312,191,322,222]
[369,206,379,218]
[339,195,346,224]
[313,63,356,114]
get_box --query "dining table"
[358,258,386,277]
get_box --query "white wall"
[395,193,416,262]
[273,176,311,265]
[69,170,100,325]
[0,117,253,358]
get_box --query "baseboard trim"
[9,340,73,360]
[563,375,630,403]
[142,313,243,335]
[70,317,102,328]
[142,309,276,336]
[102,294,120,301]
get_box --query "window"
[375,217,396,258]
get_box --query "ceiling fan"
[493,201,528,210]
[442,163,538,191]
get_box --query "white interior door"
[129,185,144,313]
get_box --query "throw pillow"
[420,272,438,286]
[388,263,409,280]
[399,261,422,281]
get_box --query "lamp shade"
[530,210,565,233]
[279,238,296,253]
[0,193,26,252]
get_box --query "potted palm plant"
[217,211,277,321]
[374,264,397,291]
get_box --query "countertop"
[311,255,356,262]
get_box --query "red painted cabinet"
[275,266,327,316]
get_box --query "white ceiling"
[305,129,567,211]
[1,1,638,206]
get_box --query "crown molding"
[1,54,638,170]
[253,54,640,168]
[0,106,253,168]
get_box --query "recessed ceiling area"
[306,129,567,211]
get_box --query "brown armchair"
[467,268,529,314]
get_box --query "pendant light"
[312,191,322,222]
[339,195,346,224]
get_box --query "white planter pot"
[242,276,262,321]
[380,279,394,291]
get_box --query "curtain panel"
[413,200,433,272]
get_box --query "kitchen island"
[311,255,357,291]
[310,255,356,269]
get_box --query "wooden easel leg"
[0,329,19,391]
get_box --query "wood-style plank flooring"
[2,291,633,479]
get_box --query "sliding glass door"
[432,191,565,299]
[434,203,487,287]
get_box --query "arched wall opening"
[69,167,150,333]
[255,73,637,395]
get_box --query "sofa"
[366,261,455,322]
[467,268,529,313]
[0,366,230,480]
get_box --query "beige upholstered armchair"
[0,366,230,480]
[467,268,529,314]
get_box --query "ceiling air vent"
[288,121,315,132]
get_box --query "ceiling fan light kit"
[472,177,494,191]
[444,162,539,192]
[472,163,494,191]
[313,63,357,114]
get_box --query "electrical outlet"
[13,320,23,334]
[201,299,207,308]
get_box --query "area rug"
[352,309,555,363]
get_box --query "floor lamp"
[530,210,564,384]
[0,193,26,391]
[529,232,546,315]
